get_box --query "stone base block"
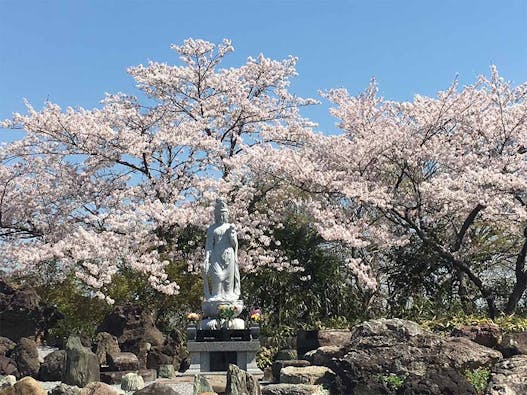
[187,340,261,373]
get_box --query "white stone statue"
[203,198,241,301]
[200,199,244,330]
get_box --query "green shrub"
[420,314,527,334]
[35,258,202,344]
[376,373,408,392]
[464,368,490,394]
[256,346,274,370]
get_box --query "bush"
[464,368,491,394]
[420,314,527,334]
[32,258,203,344]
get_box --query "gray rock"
[120,372,144,391]
[499,332,527,357]
[280,366,336,389]
[63,336,100,387]
[108,352,139,371]
[0,375,16,388]
[261,384,327,395]
[486,354,527,395]
[0,278,64,342]
[442,337,503,370]
[451,323,502,349]
[303,346,344,367]
[78,381,120,395]
[12,337,40,377]
[0,337,16,356]
[193,374,213,394]
[158,364,176,378]
[95,332,120,366]
[0,355,18,377]
[97,306,189,373]
[272,360,311,383]
[100,369,156,385]
[10,376,47,395]
[96,304,165,368]
[321,318,501,393]
[399,367,476,395]
[133,382,179,395]
[39,349,65,381]
[146,330,188,372]
[225,363,260,395]
[297,330,351,359]
[49,383,81,395]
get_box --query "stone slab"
[188,341,260,352]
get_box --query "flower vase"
[220,324,230,340]
[187,324,197,341]
[250,325,260,340]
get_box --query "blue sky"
[1,0,526,138]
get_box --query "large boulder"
[11,337,40,378]
[0,355,18,377]
[272,360,311,383]
[0,375,16,388]
[304,346,345,367]
[225,364,260,395]
[107,352,139,371]
[451,323,502,349]
[280,366,336,388]
[0,337,16,356]
[498,332,527,357]
[96,304,189,370]
[194,374,213,394]
[0,278,64,342]
[120,373,144,392]
[318,318,501,393]
[0,377,46,395]
[486,354,527,395]
[96,304,164,358]
[39,349,66,381]
[158,364,176,379]
[95,332,120,366]
[64,336,100,387]
[146,330,188,372]
[297,330,351,358]
[399,367,476,395]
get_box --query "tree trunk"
[505,226,527,314]
[456,270,472,312]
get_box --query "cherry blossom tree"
[250,68,527,317]
[0,39,317,301]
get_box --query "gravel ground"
[40,379,194,395]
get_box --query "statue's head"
[214,198,229,224]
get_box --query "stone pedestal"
[187,339,261,375]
